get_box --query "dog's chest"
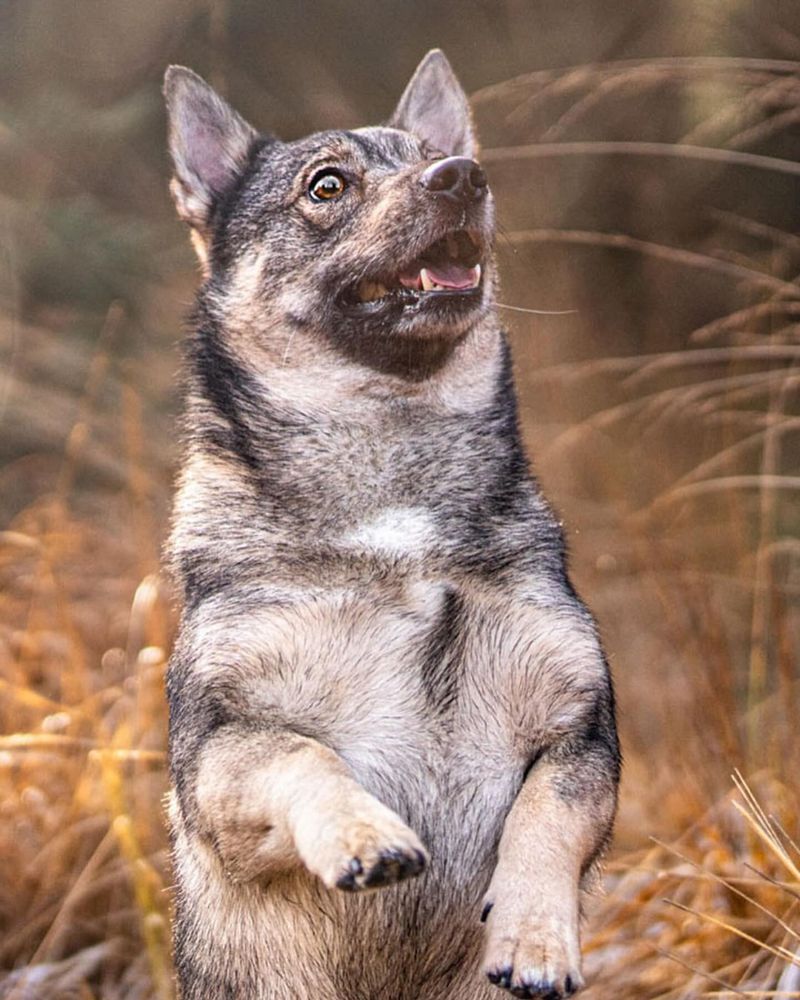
[249,560,524,775]
[310,570,528,829]
[340,506,440,559]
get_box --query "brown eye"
[309,170,346,202]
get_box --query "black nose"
[419,156,487,203]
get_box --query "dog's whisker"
[496,302,578,315]
[495,221,519,255]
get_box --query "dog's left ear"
[389,49,477,159]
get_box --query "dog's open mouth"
[343,229,483,311]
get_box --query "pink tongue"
[398,263,477,290]
[425,263,477,289]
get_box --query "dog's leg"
[186,725,428,890]
[481,730,618,998]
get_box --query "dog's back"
[164,51,619,1000]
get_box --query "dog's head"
[164,50,496,374]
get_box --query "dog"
[163,49,620,1000]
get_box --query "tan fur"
[194,733,427,886]
[481,764,616,993]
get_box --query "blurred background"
[2,1,800,996]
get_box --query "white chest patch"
[343,506,439,557]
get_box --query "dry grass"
[0,326,173,999]
[2,37,800,1000]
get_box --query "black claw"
[487,965,513,988]
[338,847,425,891]
[510,987,532,999]
[518,978,561,1000]
[363,847,426,887]
[364,866,391,888]
[395,849,417,874]
[564,976,576,996]
[364,849,400,887]
[335,857,363,891]
[480,901,494,923]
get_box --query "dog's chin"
[338,283,487,340]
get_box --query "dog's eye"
[308,170,347,202]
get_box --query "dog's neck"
[171,312,540,606]
[190,298,506,417]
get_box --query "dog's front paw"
[334,842,427,892]
[481,897,583,999]
[295,792,428,893]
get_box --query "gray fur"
[164,49,620,1000]
[165,66,258,233]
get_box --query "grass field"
[2,5,800,996]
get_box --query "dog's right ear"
[389,49,476,159]
[164,66,259,264]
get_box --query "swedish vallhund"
[163,48,620,1000]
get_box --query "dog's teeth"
[419,265,482,292]
[358,280,389,302]
[420,268,436,292]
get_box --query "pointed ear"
[164,66,258,248]
[389,49,477,159]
